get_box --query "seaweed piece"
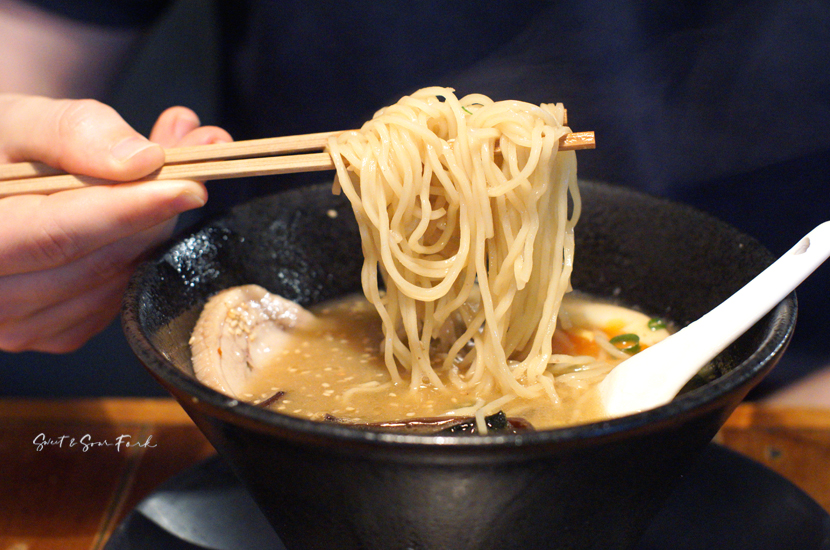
[255,391,285,408]
[351,411,534,435]
[438,411,533,435]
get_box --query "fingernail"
[173,114,200,141]
[111,136,157,162]
[140,180,207,211]
[175,190,207,211]
[211,135,233,144]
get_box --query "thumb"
[0,95,164,181]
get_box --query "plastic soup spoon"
[598,221,830,419]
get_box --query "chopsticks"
[0,130,595,199]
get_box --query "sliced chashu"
[189,284,317,399]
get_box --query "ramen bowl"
[122,181,795,550]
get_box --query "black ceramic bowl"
[122,181,795,550]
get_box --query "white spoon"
[598,221,830,419]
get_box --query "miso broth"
[224,292,671,430]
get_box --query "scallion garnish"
[609,333,641,354]
[462,106,473,115]
[648,318,667,331]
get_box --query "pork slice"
[189,284,316,398]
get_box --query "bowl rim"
[121,182,797,451]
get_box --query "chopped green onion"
[648,318,667,331]
[610,333,641,354]
[461,106,473,115]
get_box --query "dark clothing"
[26,0,168,27]
[12,0,830,396]
[33,1,830,188]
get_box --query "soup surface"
[199,291,671,430]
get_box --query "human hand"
[0,95,232,352]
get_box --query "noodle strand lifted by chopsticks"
[328,87,580,412]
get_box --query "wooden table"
[1,398,828,549]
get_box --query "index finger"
[0,179,206,277]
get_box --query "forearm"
[0,0,141,98]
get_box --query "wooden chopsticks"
[0,130,595,199]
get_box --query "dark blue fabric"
[213,0,830,192]
[24,0,171,28]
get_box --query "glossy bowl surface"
[122,181,795,550]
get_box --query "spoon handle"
[600,221,830,418]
